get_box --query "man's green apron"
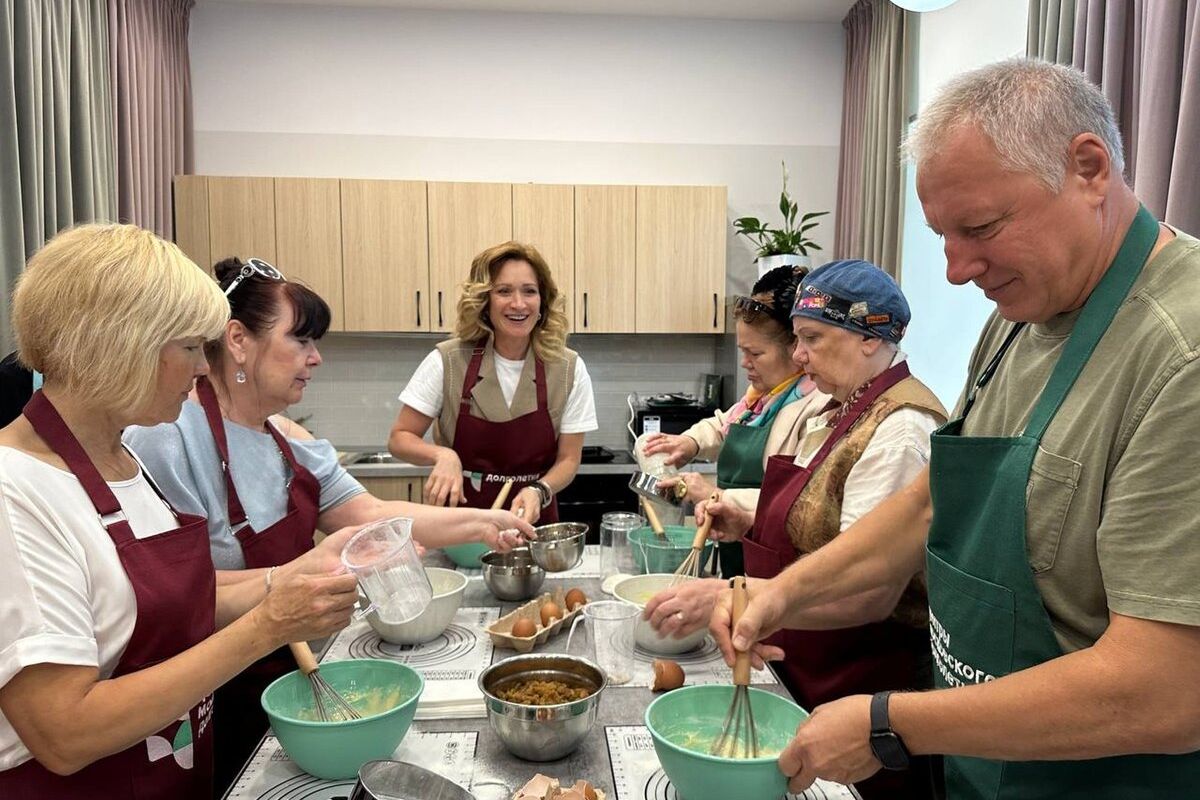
[714,387,798,576]
[926,206,1200,799]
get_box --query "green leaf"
[799,222,821,233]
[779,192,790,221]
[800,211,830,222]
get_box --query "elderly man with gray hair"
[709,58,1200,799]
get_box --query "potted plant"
[734,162,829,278]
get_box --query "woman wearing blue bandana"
[701,259,947,799]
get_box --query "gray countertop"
[344,453,718,479]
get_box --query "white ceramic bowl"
[612,573,708,656]
[366,567,467,644]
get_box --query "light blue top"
[123,401,365,569]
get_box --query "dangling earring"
[235,368,247,384]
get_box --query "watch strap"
[869,691,911,771]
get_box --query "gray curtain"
[1,0,117,352]
[834,0,911,278]
[109,0,194,239]
[1028,0,1200,235]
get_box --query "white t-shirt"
[400,349,599,434]
[795,353,941,532]
[0,447,181,769]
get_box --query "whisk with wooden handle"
[669,491,720,587]
[711,575,758,758]
[289,641,361,722]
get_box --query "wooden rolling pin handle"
[730,576,752,686]
[491,479,515,510]
[289,641,320,677]
[690,491,721,550]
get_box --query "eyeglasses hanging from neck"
[222,257,286,297]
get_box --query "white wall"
[188,3,846,443]
[899,0,1027,408]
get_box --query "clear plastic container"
[341,517,432,625]
[566,600,640,686]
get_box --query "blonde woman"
[389,241,597,527]
[0,225,359,799]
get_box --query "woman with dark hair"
[388,241,597,528]
[638,266,828,632]
[124,256,533,793]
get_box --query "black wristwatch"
[869,691,911,770]
[533,479,554,509]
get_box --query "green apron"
[926,206,1200,799]
[714,387,798,577]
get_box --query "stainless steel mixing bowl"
[528,522,587,572]
[481,548,546,601]
[477,653,606,762]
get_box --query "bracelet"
[534,479,554,509]
[264,565,278,593]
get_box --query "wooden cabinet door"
[513,184,574,329]
[207,176,276,265]
[276,178,345,331]
[358,476,425,503]
[635,186,727,333]
[341,180,429,332]
[575,185,636,333]
[173,175,210,274]
[427,182,513,333]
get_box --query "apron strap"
[1023,206,1160,439]
[807,360,912,467]
[459,345,487,415]
[195,376,250,528]
[22,390,135,543]
[534,356,548,411]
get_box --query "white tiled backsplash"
[290,333,730,450]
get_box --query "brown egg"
[540,601,563,627]
[511,618,537,638]
[564,588,588,611]
[652,659,685,692]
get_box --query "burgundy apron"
[743,362,935,799]
[1,391,216,800]
[450,345,560,523]
[195,376,321,794]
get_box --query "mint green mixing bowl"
[261,659,424,779]
[645,684,807,800]
[629,525,715,575]
[442,541,490,568]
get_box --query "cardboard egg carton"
[486,588,586,652]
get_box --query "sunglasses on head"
[223,257,286,297]
[734,294,790,325]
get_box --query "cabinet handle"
[416,291,421,327]
[713,293,718,328]
[438,291,444,327]
[583,292,589,328]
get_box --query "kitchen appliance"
[629,394,717,440]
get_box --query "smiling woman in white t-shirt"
[388,241,597,527]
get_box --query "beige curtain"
[1,0,117,351]
[109,0,194,239]
[1027,0,1200,234]
[834,0,911,278]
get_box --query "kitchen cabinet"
[172,175,211,273]
[512,184,574,329]
[275,178,345,331]
[341,179,430,332]
[427,182,513,332]
[574,185,637,333]
[358,476,425,503]
[206,176,276,265]
[635,185,727,333]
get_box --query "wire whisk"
[710,576,759,758]
[670,492,719,587]
[289,641,361,722]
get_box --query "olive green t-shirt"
[952,229,1200,653]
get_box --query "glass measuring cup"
[565,600,640,686]
[341,517,432,625]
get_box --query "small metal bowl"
[481,548,546,601]
[528,522,587,572]
[478,653,606,761]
